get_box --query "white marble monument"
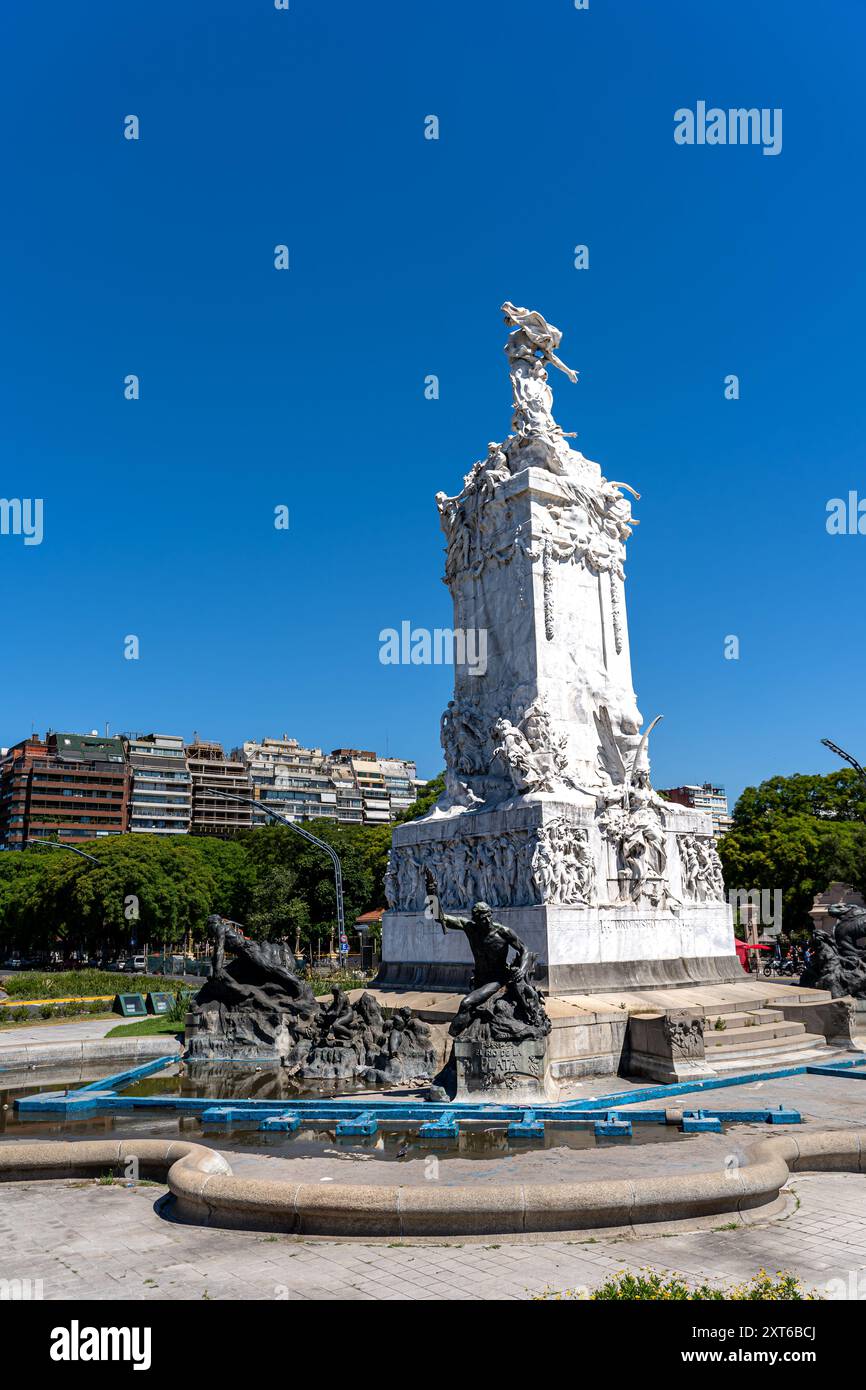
[380,303,739,994]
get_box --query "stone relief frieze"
[677,834,726,903]
[385,819,596,913]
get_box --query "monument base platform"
[355,980,859,1088]
[373,952,745,995]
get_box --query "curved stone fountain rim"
[0,1129,861,1238]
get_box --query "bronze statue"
[424,868,551,1041]
[195,914,318,1033]
[800,905,866,998]
[316,986,359,1045]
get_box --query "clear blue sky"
[1,0,864,807]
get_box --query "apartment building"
[659,782,733,837]
[0,731,130,848]
[233,736,363,826]
[234,737,421,827]
[125,733,192,836]
[330,748,392,824]
[379,756,420,818]
[0,726,425,846]
[186,740,253,835]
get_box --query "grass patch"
[105,1017,184,1038]
[2,970,177,1000]
[309,970,369,997]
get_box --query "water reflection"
[125,1063,384,1103]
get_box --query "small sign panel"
[147,992,173,1015]
[113,993,147,1017]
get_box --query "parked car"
[124,956,148,973]
[2,957,23,970]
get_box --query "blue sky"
[1,0,864,806]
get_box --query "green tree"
[719,769,866,936]
[0,802,408,959]
[246,864,310,953]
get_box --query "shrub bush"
[537,1269,819,1301]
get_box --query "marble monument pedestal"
[379,797,741,996]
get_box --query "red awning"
[734,940,773,963]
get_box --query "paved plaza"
[0,1167,863,1301]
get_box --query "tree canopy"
[0,816,398,956]
[719,768,866,936]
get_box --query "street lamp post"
[821,739,866,788]
[25,838,101,865]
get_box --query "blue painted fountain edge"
[13,1052,866,1127]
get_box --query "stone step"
[705,1008,785,1030]
[765,989,833,1006]
[708,1039,837,1072]
[704,1020,806,1049]
[707,1030,826,1062]
[705,1011,751,1029]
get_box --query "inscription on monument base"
[453,1036,548,1101]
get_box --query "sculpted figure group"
[386,817,595,914]
[530,817,595,905]
[801,903,866,999]
[500,300,578,474]
[678,833,726,903]
[187,916,436,1084]
[439,691,573,809]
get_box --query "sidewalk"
[0,1017,178,1073]
[0,1018,120,1049]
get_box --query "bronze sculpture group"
[186,880,552,1095]
[801,902,866,999]
[186,916,436,1085]
[801,741,866,999]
